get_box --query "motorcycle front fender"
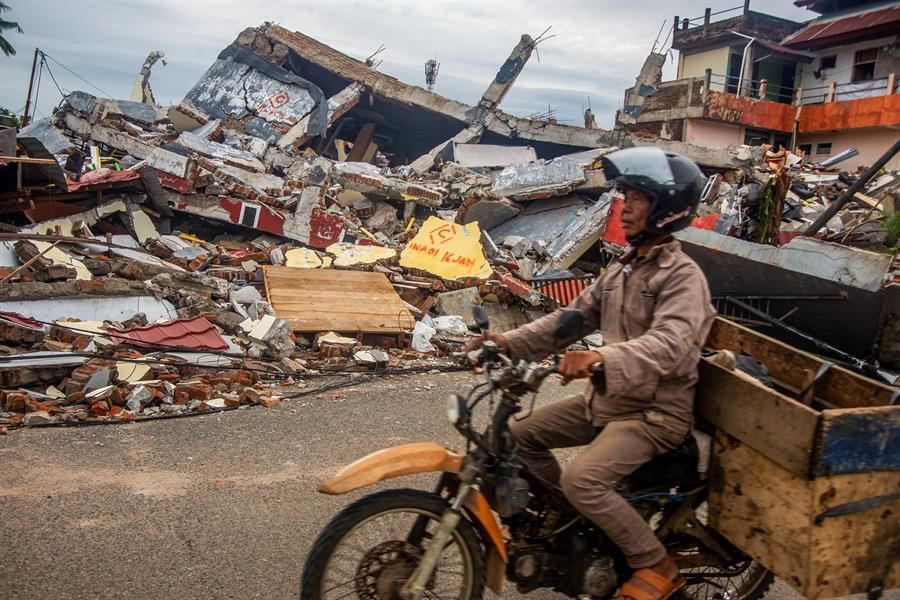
[319,441,509,571]
[319,442,464,495]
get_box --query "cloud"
[0,0,814,127]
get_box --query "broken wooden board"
[262,266,414,334]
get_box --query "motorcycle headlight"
[446,394,466,425]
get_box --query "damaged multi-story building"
[617,0,900,171]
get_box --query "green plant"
[0,1,23,57]
[884,212,900,254]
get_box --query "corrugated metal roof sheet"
[783,5,900,48]
[108,317,228,351]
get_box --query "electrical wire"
[41,53,66,99]
[41,51,113,99]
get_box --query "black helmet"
[601,147,706,246]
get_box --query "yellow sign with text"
[400,216,492,280]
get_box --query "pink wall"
[798,128,900,171]
[684,119,743,148]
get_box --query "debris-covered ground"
[2,22,898,430]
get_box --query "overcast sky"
[0,0,814,129]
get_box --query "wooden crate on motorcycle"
[696,317,899,600]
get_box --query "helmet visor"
[602,147,676,194]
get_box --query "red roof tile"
[108,317,228,351]
[0,311,44,330]
[783,6,900,48]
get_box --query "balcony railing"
[703,70,898,107]
[708,72,796,104]
[799,77,899,105]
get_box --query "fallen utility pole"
[803,139,900,237]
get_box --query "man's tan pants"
[508,394,686,569]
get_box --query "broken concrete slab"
[0,296,176,324]
[450,143,537,169]
[129,209,160,244]
[491,156,587,200]
[231,285,264,304]
[326,243,396,267]
[456,191,522,231]
[434,287,482,327]
[332,162,446,207]
[676,228,894,293]
[177,131,266,172]
[489,194,611,276]
[284,248,324,268]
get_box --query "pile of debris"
[2,22,897,428]
[689,144,899,251]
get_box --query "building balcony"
[620,70,899,137]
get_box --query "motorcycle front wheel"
[301,489,485,600]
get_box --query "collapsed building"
[1,19,898,428]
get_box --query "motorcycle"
[301,308,774,600]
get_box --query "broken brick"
[5,392,27,413]
[240,387,261,405]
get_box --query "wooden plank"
[0,155,58,164]
[282,316,413,331]
[808,470,900,598]
[347,123,376,162]
[708,431,813,593]
[708,318,896,409]
[813,406,900,476]
[269,304,418,318]
[263,266,413,334]
[697,360,820,476]
[264,268,397,283]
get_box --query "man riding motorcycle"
[466,146,715,600]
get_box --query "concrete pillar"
[826,80,836,103]
[794,87,803,107]
[479,34,535,109]
[704,8,711,25]
[704,68,712,100]
[888,72,896,96]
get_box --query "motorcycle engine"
[510,547,617,597]
[580,556,618,598]
[510,546,553,591]
[492,462,530,517]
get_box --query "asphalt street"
[0,371,893,600]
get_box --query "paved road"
[0,371,892,599]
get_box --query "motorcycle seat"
[626,435,699,491]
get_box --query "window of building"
[239,204,260,227]
[797,143,813,157]
[816,142,832,155]
[852,48,878,82]
[743,128,771,146]
[819,55,836,70]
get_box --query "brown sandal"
[615,567,686,600]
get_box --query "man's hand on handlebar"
[558,350,604,385]
[463,331,511,365]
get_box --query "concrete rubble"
[1,22,898,429]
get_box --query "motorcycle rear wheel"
[674,501,774,600]
[301,489,485,600]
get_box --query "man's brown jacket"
[505,239,715,437]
